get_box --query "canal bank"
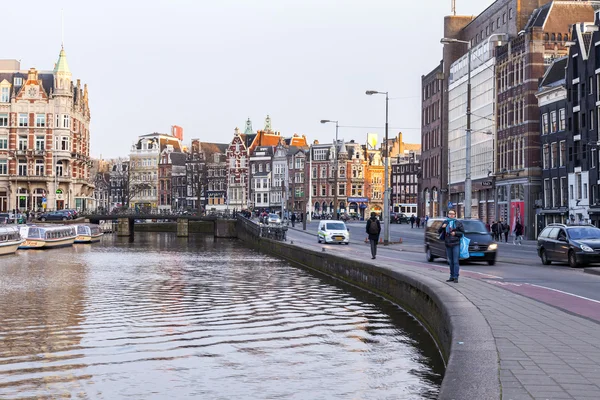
[236,218,500,400]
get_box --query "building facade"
[536,57,568,229]
[420,61,444,218]
[0,49,93,213]
[392,152,420,217]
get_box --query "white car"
[317,220,350,245]
[267,213,282,224]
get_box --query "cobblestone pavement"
[287,228,600,400]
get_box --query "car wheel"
[568,250,580,268]
[62,217,67,221]
[426,246,435,262]
[41,217,46,222]
[540,249,551,265]
[317,237,321,243]
[487,259,496,266]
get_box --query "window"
[35,160,44,176]
[14,77,22,86]
[509,8,513,19]
[18,136,27,151]
[19,113,28,127]
[0,160,6,175]
[551,142,557,168]
[584,183,588,199]
[542,113,548,134]
[576,174,582,199]
[18,160,27,176]
[258,164,263,173]
[561,177,568,206]
[1,87,8,103]
[559,108,566,130]
[552,178,559,207]
[559,141,566,167]
[503,13,506,24]
[550,111,557,132]
[314,149,327,161]
[312,185,317,196]
[338,184,346,196]
[0,114,7,127]
[544,179,551,208]
[543,144,549,169]
[251,164,256,174]
[591,110,595,130]
[321,185,326,196]
[36,114,46,127]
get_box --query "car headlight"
[488,243,498,251]
[580,244,594,252]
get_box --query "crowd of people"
[486,219,524,245]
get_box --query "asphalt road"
[286,220,600,320]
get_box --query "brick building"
[0,49,93,212]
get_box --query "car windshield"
[268,214,279,219]
[461,220,488,234]
[568,227,600,240]
[326,223,346,230]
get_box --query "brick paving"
[287,228,600,400]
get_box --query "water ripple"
[0,233,443,399]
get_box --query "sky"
[3,0,491,158]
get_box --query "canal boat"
[0,226,25,255]
[74,224,104,243]
[18,225,77,249]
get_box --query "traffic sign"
[448,202,455,208]
[56,189,63,194]
[42,197,47,203]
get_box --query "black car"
[425,218,497,265]
[537,223,600,268]
[390,213,409,224]
[38,211,72,221]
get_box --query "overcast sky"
[3,0,490,158]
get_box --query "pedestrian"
[501,220,509,243]
[416,216,421,228]
[438,209,464,283]
[410,214,416,228]
[291,212,296,228]
[491,221,499,241]
[425,215,429,225]
[366,212,381,260]
[485,222,490,233]
[513,221,524,245]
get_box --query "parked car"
[38,211,72,221]
[317,220,350,245]
[537,223,600,268]
[267,213,281,225]
[390,213,409,224]
[425,218,497,265]
[0,213,25,224]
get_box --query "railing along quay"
[237,215,288,241]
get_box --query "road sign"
[482,181,493,186]
[56,188,63,194]
[42,197,47,204]
[448,202,455,208]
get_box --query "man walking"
[410,214,416,228]
[366,212,381,260]
[416,216,421,229]
[491,221,499,241]
[438,209,464,283]
[513,220,524,245]
[501,220,509,243]
[291,212,296,228]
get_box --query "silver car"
[267,213,281,225]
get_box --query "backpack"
[368,220,379,235]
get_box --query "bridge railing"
[237,215,287,241]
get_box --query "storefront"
[347,197,368,220]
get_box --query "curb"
[584,267,600,276]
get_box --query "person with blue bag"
[437,209,465,283]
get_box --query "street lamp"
[320,119,339,220]
[365,90,390,245]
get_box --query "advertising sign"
[510,201,525,234]
[347,197,369,203]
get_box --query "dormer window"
[13,77,22,87]
[259,164,263,172]
[0,86,9,103]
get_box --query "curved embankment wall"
[237,223,500,400]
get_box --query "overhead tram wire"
[338,125,420,130]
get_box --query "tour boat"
[74,224,104,243]
[0,226,25,255]
[18,225,77,249]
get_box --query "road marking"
[461,269,503,279]
[526,283,600,305]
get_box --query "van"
[317,220,350,244]
[425,218,497,265]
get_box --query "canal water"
[0,233,444,399]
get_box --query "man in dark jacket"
[366,212,381,259]
[501,220,509,243]
[291,213,296,228]
[491,221,499,241]
[437,209,465,283]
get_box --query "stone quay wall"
[236,219,500,400]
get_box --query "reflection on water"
[0,233,443,399]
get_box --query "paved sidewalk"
[287,230,600,399]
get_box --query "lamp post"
[320,119,339,220]
[366,90,390,245]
